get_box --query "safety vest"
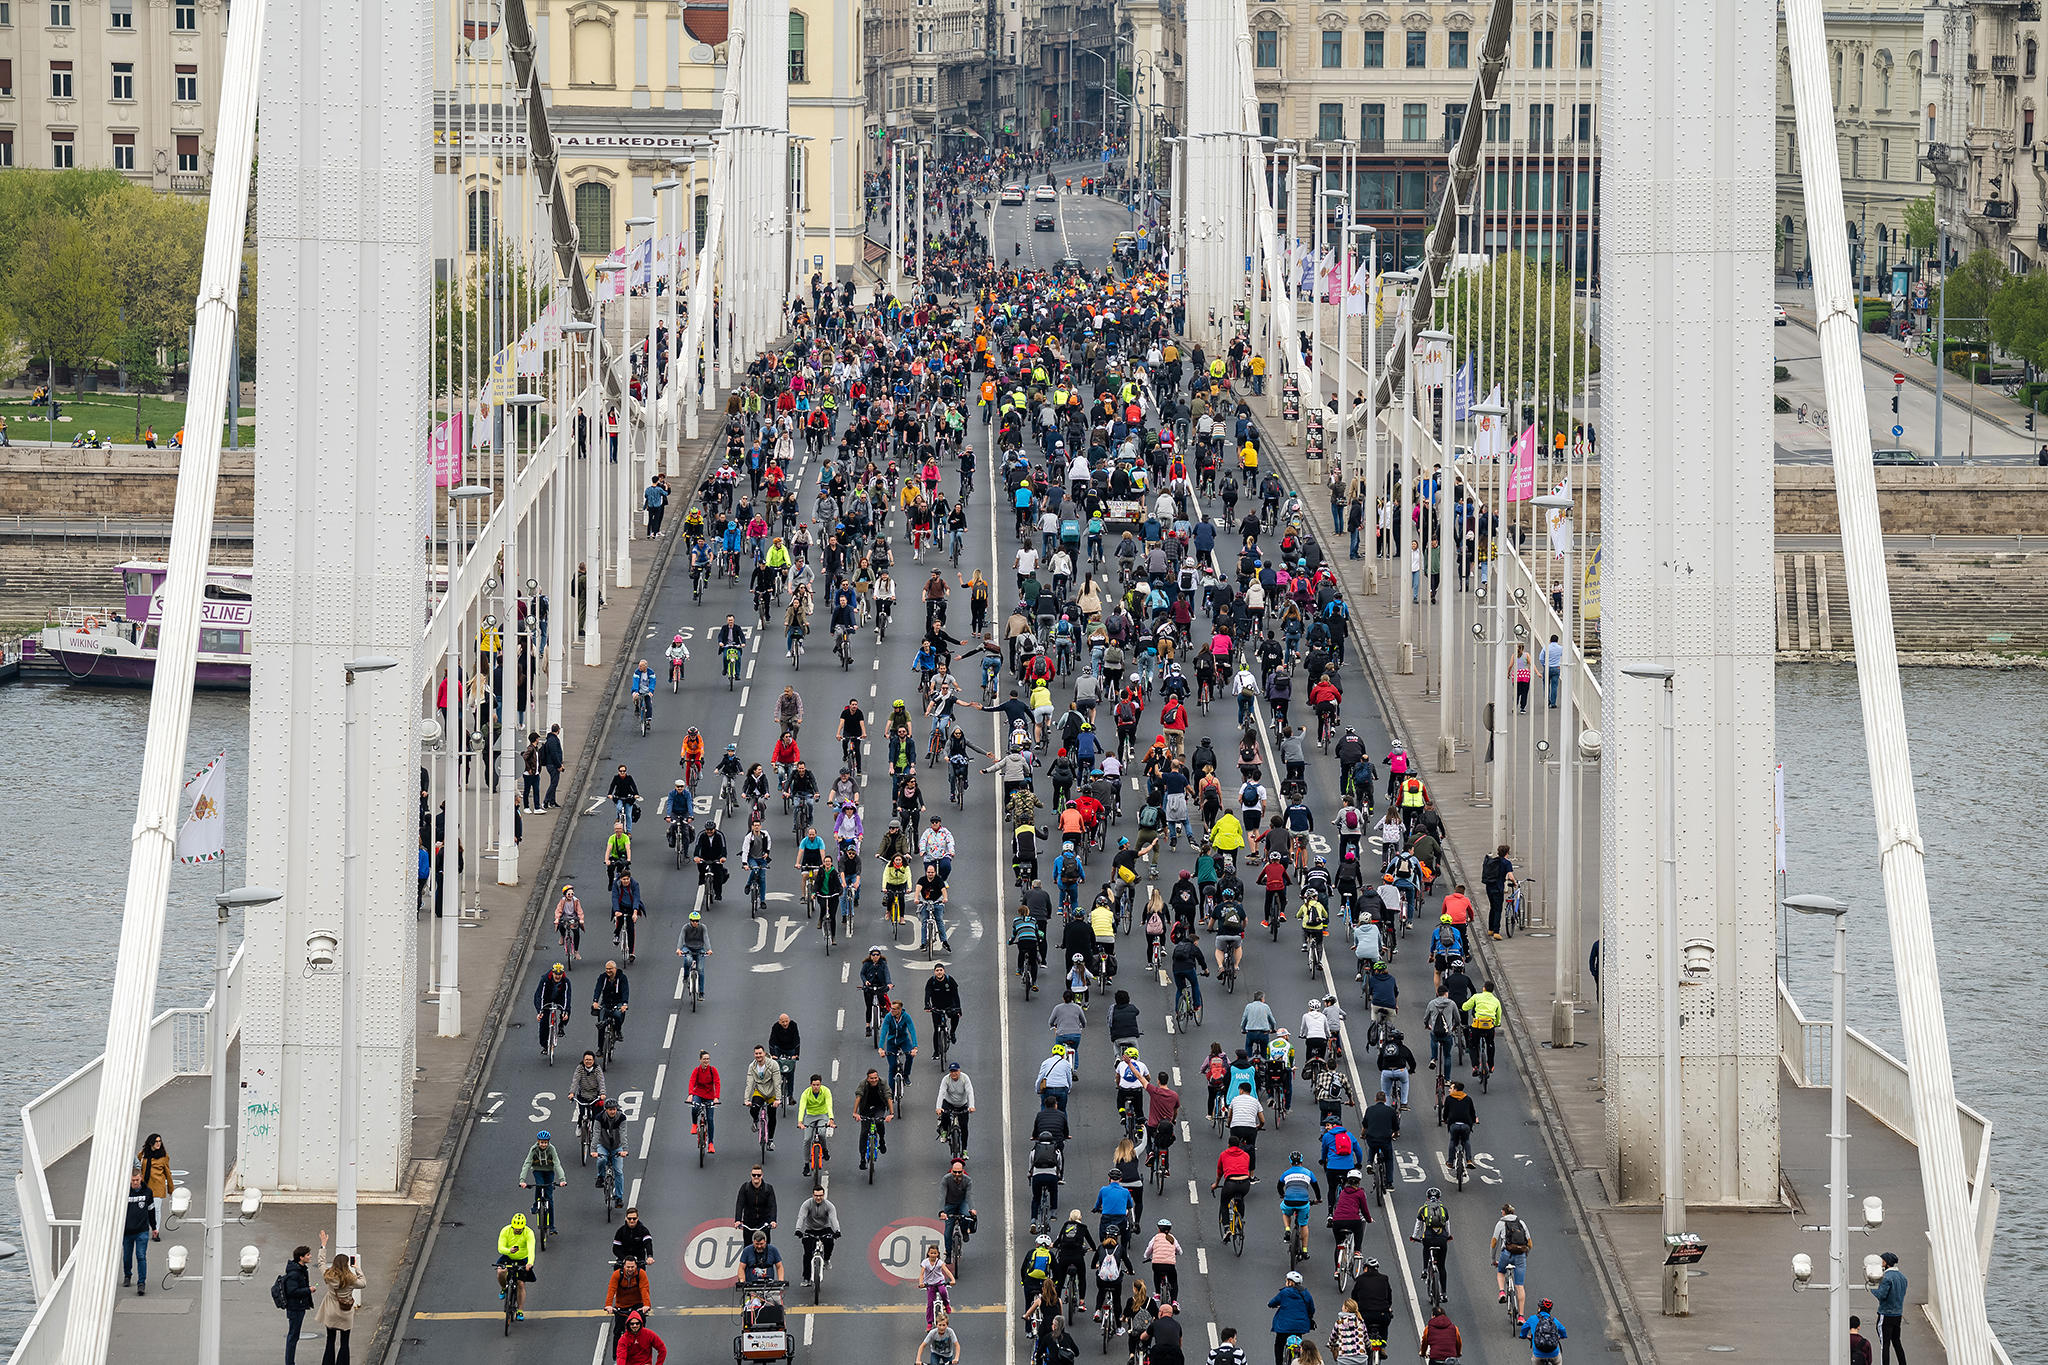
[1401,777,1426,809]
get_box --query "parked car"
[1870,447,1932,466]
[1774,303,1788,326]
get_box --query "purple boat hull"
[32,643,251,690]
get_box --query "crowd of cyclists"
[486,160,1569,1365]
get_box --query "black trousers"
[1880,1315,1906,1365]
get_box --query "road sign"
[868,1218,947,1282]
[680,1219,754,1289]
[1662,1233,1708,1267]
[1893,372,1905,385]
[1893,424,1905,438]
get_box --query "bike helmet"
[868,946,885,955]
[1388,1029,1404,1041]
[1123,1046,1139,1058]
[1314,857,1328,869]
[1441,913,1454,924]
[1345,1170,1364,1184]
[1289,1151,1305,1164]
[1036,1234,1053,1248]
[675,779,688,788]
[1383,873,1396,883]
[535,1131,551,1141]
[511,1213,528,1228]
[1071,953,1086,963]
[550,963,564,975]
[1425,1187,1442,1200]
[689,910,703,921]
[1051,1044,1068,1056]
[674,633,685,644]
[1363,1256,1378,1268]
[1274,1028,1289,1039]
[1539,1299,1554,1312]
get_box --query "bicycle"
[949,755,969,806]
[1146,1137,1171,1194]
[596,1144,622,1221]
[1304,932,1325,975]
[1219,1186,1249,1256]
[754,1098,775,1163]
[930,1010,953,1071]
[860,1116,885,1184]
[719,773,741,820]
[692,1097,717,1166]
[723,643,744,690]
[1335,1225,1365,1298]
[1423,1249,1448,1316]
[939,1105,967,1160]
[497,1259,529,1334]
[806,1231,832,1305]
[1284,1205,1309,1272]
[1449,1123,1471,1191]
[836,629,854,671]
[528,1183,557,1253]
[636,691,653,737]
[1173,978,1199,1035]
[596,1007,625,1068]
[746,861,770,918]
[1119,1090,1145,1143]
[539,1004,567,1065]
[681,949,704,1011]
[804,1117,833,1188]
[577,1100,596,1166]
[1502,880,1524,938]
[671,656,686,691]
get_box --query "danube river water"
[0,667,2038,1346]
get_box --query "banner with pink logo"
[432,412,465,487]
[1506,424,1538,501]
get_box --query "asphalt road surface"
[396,293,1605,1365]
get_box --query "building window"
[49,0,68,25]
[1401,170,1424,210]
[51,130,73,167]
[1359,169,1393,211]
[574,181,611,254]
[468,189,494,252]
[1576,102,1591,141]
[1361,102,1384,143]
[176,133,198,171]
[2030,39,2039,78]
[0,58,10,95]
[1448,30,1467,68]
[174,2,195,28]
[50,60,72,98]
[1926,102,1935,143]
[1445,103,1466,143]
[1406,30,1425,68]
[789,12,807,82]
[1579,27,1592,68]
[1528,102,1552,145]
[1258,101,1277,138]
[1322,30,1342,68]
[110,0,131,25]
[1879,66,1889,109]
[1256,29,1277,67]
[0,131,12,167]
[2023,116,2034,149]
[1832,50,1841,106]
[1403,103,1426,141]
[0,3,9,24]
[112,131,134,169]
[1530,29,1552,68]
[1927,39,1937,75]
[111,61,133,99]
[1362,30,1383,68]
[1847,136,1858,178]
[1318,102,1343,140]
[175,64,198,102]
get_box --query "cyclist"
[1352,1257,1396,1354]
[1429,915,1464,987]
[554,884,584,962]
[838,698,867,773]
[938,1158,976,1258]
[853,1067,893,1168]
[531,963,573,1055]
[518,1129,566,1217]
[568,1050,606,1133]
[1419,1307,1463,1362]
[1409,1188,1453,1295]
[925,962,963,1048]
[680,726,706,786]
[877,998,919,1091]
[663,780,695,851]
[796,1073,836,1177]
[1298,893,1329,967]
[688,1049,721,1154]
[738,1227,785,1285]
[1276,1152,1321,1254]
[494,1211,535,1319]
[1010,902,1048,981]
[630,659,658,725]
[675,910,710,990]
[592,959,630,1044]
[1317,1114,1360,1205]
[714,744,745,807]
[1212,1139,1254,1229]
[1373,1029,1416,1112]
[794,1187,841,1284]
[1329,1168,1372,1262]
[1461,978,1503,1077]
[795,825,829,905]
[666,633,691,686]
[1361,1091,1399,1191]
[615,1309,667,1365]
[592,1098,629,1210]
[605,820,633,889]
[1443,1081,1478,1175]
[612,1206,654,1270]
[1266,1273,1315,1365]
[1517,1298,1567,1360]
[1492,1202,1533,1320]
[1113,1046,1150,1131]
[860,947,894,1034]
[744,1046,782,1149]
[605,1257,653,1355]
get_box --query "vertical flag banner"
[1413,335,1451,390]
[1472,386,1507,462]
[1343,268,1371,317]
[176,752,228,865]
[1582,545,1602,620]
[1452,358,1473,421]
[1506,423,1538,501]
[489,345,516,400]
[1546,477,1574,552]
[432,412,466,487]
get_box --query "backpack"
[1028,1244,1055,1277]
[1097,1250,1121,1280]
[1502,1215,1530,1252]
[1138,802,1162,830]
[1204,1054,1228,1083]
[1033,1140,1062,1173]
[1529,1314,1561,1353]
[1423,1201,1449,1235]
[1218,903,1245,933]
[1057,854,1082,887]
[1329,1129,1353,1158]
[270,1272,290,1311]
[1240,782,1261,809]
[1379,1042,1403,1067]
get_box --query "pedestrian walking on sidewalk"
[315,1231,366,1365]
[136,1132,174,1224]
[541,723,565,808]
[121,1167,157,1293]
[279,1243,317,1365]
[1869,1252,1908,1365]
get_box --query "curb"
[1241,398,1658,1365]
[369,425,716,1365]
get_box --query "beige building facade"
[1918,0,2048,277]
[0,0,230,193]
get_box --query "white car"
[1000,184,1026,206]
[1035,184,1057,201]
[1774,303,1788,326]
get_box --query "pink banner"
[1506,424,1537,501]
[432,412,465,488]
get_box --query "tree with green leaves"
[1439,251,1600,407]
[1901,194,1937,253]
[7,217,120,392]
[1939,248,2008,351]
[88,191,207,361]
[1988,270,2048,371]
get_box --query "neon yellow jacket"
[796,1085,836,1121]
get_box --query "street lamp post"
[1624,662,1682,1308]
[199,885,282,1365]
[337,654,400,1263]
[916,138,929,282]
[1362,224,1379,595]
[1385,269,1419,672]
[441,482,492,1035]
[653,177,683,476]
[564,317,601,667]
[829,136,844,297]
[1532,490,1579,1047]
[1784,892,1852,1353]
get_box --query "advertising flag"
[431,411,465,487]
[175,752,228,865]
[1452,358,1472,421]
[1506,423,1538,501]
[1472,385,1507,462]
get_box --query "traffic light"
[2028,409,2037,433]
[1891,392,1900,414]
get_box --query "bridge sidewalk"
[1241,396,1948,1365]
[30,416,726,1364]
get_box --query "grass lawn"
[1,391,254,448]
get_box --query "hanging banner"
[431,411,466,487]
[1547,477,1574,553]
[1452,358,1473,422]
[1413,335,1451,390]
[1343,265,1370,317]
[628,234,657,289]
[1506,423,1537,501]
[489,345,516,400]
[175,752,228,865]
[1472,386,1507,462]
[1582,544,1602,620]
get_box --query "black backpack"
[1032,1139,1062,1173]
[270,1272,290,1310]
[1529,1314,1561,1353]
[1502,1215,1530,1252]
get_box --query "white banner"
[1472,385,1507,461]
[175,752,228,865]
[1547,476,1574,554]
[1413,334,1452,390]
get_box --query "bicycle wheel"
[504,1274,519,1334]
[697,1114,708,1168]
[812,1247,825,1305]
[1229,1211,1244,1257]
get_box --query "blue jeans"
[692,1097,716,1143]
[123,1230,149,1283]
[1380,1068,1409,1107]
[1244,1029,1270,1059]
[1546,665,1560,707]
[1411,571,1421,603]
[922,900,952,949]
[1430,1032,1454,1072]
[285,1309,307,1364]
[1349,528,1361,558]
[886,1047,915,1089]
[596,1143,626,1202]
[1174,970,1204,1011]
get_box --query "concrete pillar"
[1599,0,1780,1208]
[241,0,426,1199]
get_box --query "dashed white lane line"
[831,1058,841,1081]
[740,685,750,707]
[837,1008,846,1031]
[629,1177,642,1207]
[1187,1180,1199,1205]
[733,715,745,736]
[652,1063,667,1099]
[664,1015,678,1048]
[639,1115,655,1158]
[1197,1247,1209,1275]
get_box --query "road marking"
[585,797,608,814]
[836,1007,846,1031]
[629,1177,642,1206]
[652,1063,667,1100]
[841,962,851,984]
[870,684,877,698]
[590,1324,609,1365]
[1197,1247,1209,1276]
[415,1305,1008,1321]
[1180,1120,1191,1143]
[674,967,688,1000]
[733,715,745,736]
[639,1115,655,1158]
[988,413,1020,1365]
[1171,1067,1182,1087]
[831,1058,840,1081]
[740,686,750,707]
[747,659,757,680]
[664,1014,677,1048]
[1207,1322,1219,1350]
[1165,1015,1176,1035]
[1187,1180,1198,1205]
[805,1314,816,1345]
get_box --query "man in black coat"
[282,1243,317,1364]
[540,723,566,808]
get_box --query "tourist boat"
[28,561,254,688]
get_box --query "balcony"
[1992,55,2017,75]
[169,172,208,194]
[2022,1,2042,19]
[1981,199,2013,220]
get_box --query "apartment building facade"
[1772,0,1929,287]
[1247,0,1599,272]
[1919,0,2048,275]
[0,0,230,192]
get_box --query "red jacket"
[688,1065,721,1101]
[1214,1145,1252,1182]
[616,1325,668,1365]
[1421,1315,1462,1361]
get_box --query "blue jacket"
[1092,1182,1132,1218]
[1368,971,1399,1010]
[1870,1267,1907,1318]
[878,1009,918,1052]
[1319,1125,1358,1171]
[1518,1312,1567,1360]
[1266,1285,1315,1335]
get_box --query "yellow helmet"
[511,1213,528,1229]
